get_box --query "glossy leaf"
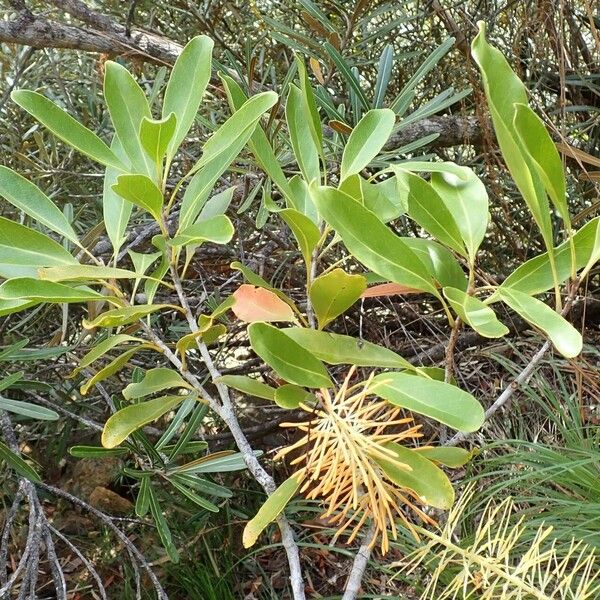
[112,174,164,222]
[170,215,234,247]
[74,334,143,373]
[80,348,141,395]
[248,322,332,388]
[472,22,553,251]
[279,208,321,268]
[0,166,80,245]
[309,269,366,329]
[11,90,123,169]
[340,109,395,181]
[104,61,153,175]
[69,445,129,458]
[443,287,509,338]
[282,328,414,370]
[83,304,173,329]
[500,217,600,295]
[0,278,105,303]
[123,368,191,400]
[103,137,132,257]
[148,485,179,562]
[0,216,77,279]
[513,103,569,225]
[135,476,151,517]
[274,384,314,409]
[414,446,473,468]
[372,372,484,431]
[395,170,465,255]
[311,186,439,297]
[374,442,454,509]
[215,375,276,401]
[243,475,302,548]
[172,450,260,475]
[496,288,582,358]
[39,265,138,282]
[232,285,295,323]
[220,74,293,203]
[140,113,177,165]
[429,165,489,263]
[286,84,320,183]
[102,394,187,448]
[0,396,58,420]
[163,35,214,159]
[295,55,323,152]
[0,441,41,482]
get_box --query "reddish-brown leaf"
[361,282,421,298]
[232,285,295,323]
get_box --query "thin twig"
[341,521,377,600]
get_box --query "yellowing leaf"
[243,475,302,548]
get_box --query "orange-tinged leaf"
[361,282,421,298]
[232,285,295,323]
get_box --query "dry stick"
[341,521,377,600]
[138,265,307,600]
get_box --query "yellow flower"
[276,368,435,554]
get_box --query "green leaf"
[148,484,180,562]
[215,375,276,401]
[74,334,143,373]
[163,35,214,160]
[340,109,395,180]
[69,445,129,458]
[428,165,489,263]
[0,371,23,393]
[0,166,80,246]
[0,299,35,317]
[135,476,151,517]
[83,304,173,329]
[192,91,278,174]
[496,288,582,358]
[243,475,302,548]
[311,186,439,297]
[309,268,366,329]
[0,441,41,482]
[171,450,260,475]
[0,396,58,420]
[339,174,406,223]
[402,238,468,290]
[220,74,293,203]
[102,394,188,448]
[39,265,138,282]
[103,137,132,257]
[104,61,153,175]
[500,217,600,295]
[513,103,569,225]
[373,442,454,509]
[443,287,509,338]
[112,174,164,222]
[323,42,369,110]
[371,372,484,431]
[413,446,473,468]
[199,186,235,221]
[80,348,141,395]
[170,215,234,247]
[248,322,332,388]
[279,208,321,268]
[282,328,414,370]
[395,170,465,255]
[374,44,394,108]
[472,22,553,252]
[140,113,177,165]
[0,278,105,303]
[286,85,320,183]
[11,90,123,169]
[168,477,219,512]
[274,384,314,409]
[123,368,191,400]
[294,55,323,152]
[0,216,77,279]
[178,93,278,230]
